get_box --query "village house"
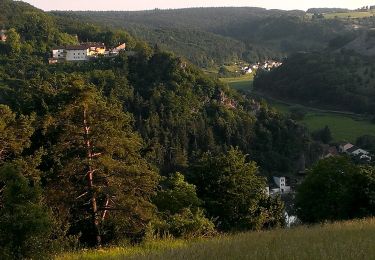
[339,142,354,153]
[110,43,126,54]
[268,176,291,195]
[50,42,125,64]
[338,142,372,161]
[65,45,91,61]
[323,145,339,158]
[52,47,65,60]
[0,29,7,42]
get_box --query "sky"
[21,0,373,11]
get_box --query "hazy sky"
[22,0,373,11]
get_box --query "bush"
[152,208,216,239]
[151,172,216,239]
[312,126,332,144]
[0,164,52,259]
[296,156,375,223]
[289,106,307,121]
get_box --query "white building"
[350,148,370,156]
[50,43,108,63]
[65,46,90,61]
[272,176,291,194]
[52,47,65,60]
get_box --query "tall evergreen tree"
[47,81,158,246]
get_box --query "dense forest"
[52,8,352,67]
[253,51,375,114]
[0,0,314,257]
[1,1,374,259]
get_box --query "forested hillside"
[52,8,352,67]
[1,1,375,259]
[0,1,322,258]
[253,51,375,114]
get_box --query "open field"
[251,94,375,142]
[220,75,254,91]
[324,11,375,19]
[302,113,375,142]
[58,218,375,260]
[274,103,375,142]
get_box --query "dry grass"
[57,218,375,260]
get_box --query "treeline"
[52,8,351,67]
[306,8,350,14]
[254,51,375,114]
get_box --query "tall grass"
[58,218,375,260]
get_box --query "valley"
[0,1,375,259]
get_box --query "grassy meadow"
[302,113,375,142]
[324,10,375,19]
[203,62,254,91]
[220,75,254,91]
[213,65,375,142]
[57,218,375,260]
[251,95,375,143]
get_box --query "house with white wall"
[269,176,291,195]
[65,45,90,61]
[52,47,65,60]
[337,142,372,161]
[50,42,110,63]
[273,176,291,193]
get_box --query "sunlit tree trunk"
[83,107,101,247]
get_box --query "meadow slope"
[58,218,375,260]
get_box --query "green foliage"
[152,208,216,239]
[296,156,375,223]
[52,8,350,67]
[153,172,201,214]
[152,172,215,238]
[45,82,158,245]
[289,105,307,120]
[189,147,284,231]
[0,163,52,260]
[312,125,332,144]
[0,1,330,254]
[356,135,375,154]
[4,28,21,56]
[251,107,310,173]
[254,52,375,114]
[0,105,34,163]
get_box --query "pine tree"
[47,81,158,246]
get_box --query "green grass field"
[58,218,375,260]
[302,113,375,142]
[324,11,375,19]
[220,75,253,91]
[253,96,375,143]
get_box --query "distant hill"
[307,8,350,14]
[342,30,375,56]
[52,8,351,67]
[254,51,375,114]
